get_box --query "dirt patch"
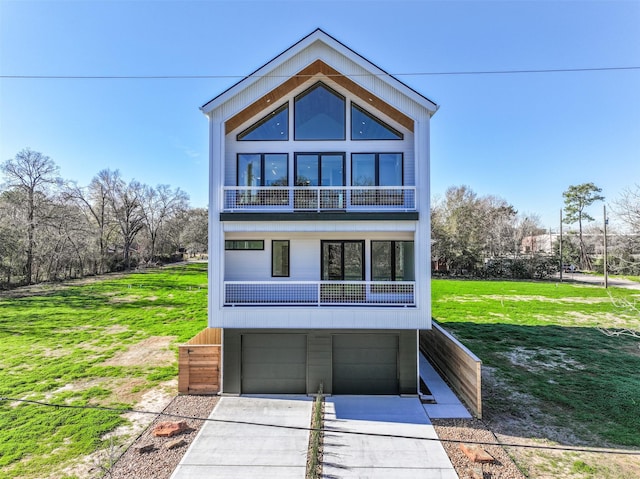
[443,294,611,304]
[501,346,586,373]
[109,294,143,304]
[103,336,177,367]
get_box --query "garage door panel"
[242,334,307,394]
[333,334,399,395]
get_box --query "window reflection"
[295,83,345,140]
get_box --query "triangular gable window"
[294,82,346,140]
[351,103,403,140]
[237,103,289,141]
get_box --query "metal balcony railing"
[222,186,416,212]
[223,281,416,307]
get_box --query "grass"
[2,267,638,478]
[432,278,640,478]
[0,263,208,479]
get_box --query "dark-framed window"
[294,153,345,209]
[294,153,345,187]
[351,153,403,186]
[225,240,265,250]
[272,240,290,277]
[351,103,403,140]
[294,82,346,140]
[237,103,289,141]
[371,241,414,281]
[237,153,288,186]
[321,240,365,280]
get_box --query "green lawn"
[0,263,208,479]
[432,279,640,477]
[2,268,638,478]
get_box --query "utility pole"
[604,204,608,289]
[559,209,563,282]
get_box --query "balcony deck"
[223,281,416,307]
[222,186,416,212]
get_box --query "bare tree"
[139,184,190,262]
[101,170,145,270]
[614,184,640,233]
[1,149,60,284]
[0,189,27,286]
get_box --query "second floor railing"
[224,280,416,306]
[222,186,416,212]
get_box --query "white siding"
[212,307,430,330]
[224,231,414,282]
[223,220,416,233]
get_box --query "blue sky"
[1,0,639,230]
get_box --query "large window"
[295,153,344,187]
[237,153,288,186]
[351,153,403,186]
[237,103,288,141]
[371,241,414,281]
[351,103,403,140]
[294,83,345,140]
[351,153,403,206]
[272,240,290,277]
[294,153,345,209]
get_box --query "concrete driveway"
[171,395,457,479]
[323,396,457,478]
[170,396,313,479]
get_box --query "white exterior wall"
[206,32,434,331]
[224,231,415,282]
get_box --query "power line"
[1,66,639,80]
[2,396,639,456]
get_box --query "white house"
[201,29,438,395]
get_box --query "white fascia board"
[200,29,438,117]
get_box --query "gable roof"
[200,28,438,117]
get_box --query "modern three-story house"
[201,29,438,395]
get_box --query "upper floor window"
[351,103,403,140]
[238,153,288,186]
[294,83,345,140]
[351,153,403,186]
[238,103,288,141]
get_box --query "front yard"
[1,266,639,478]
[0,263,208,479]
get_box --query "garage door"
[332,334,399,394]
[241,334,307,394]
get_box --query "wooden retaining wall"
[420,321,482,418]
[178,328,221,395]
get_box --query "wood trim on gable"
[225,59,414,135]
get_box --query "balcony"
[223,281,416,307]
[222,186,416,212]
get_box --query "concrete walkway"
[323,396,458,478]
[170,396,313,479]
[420,354,472,419]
